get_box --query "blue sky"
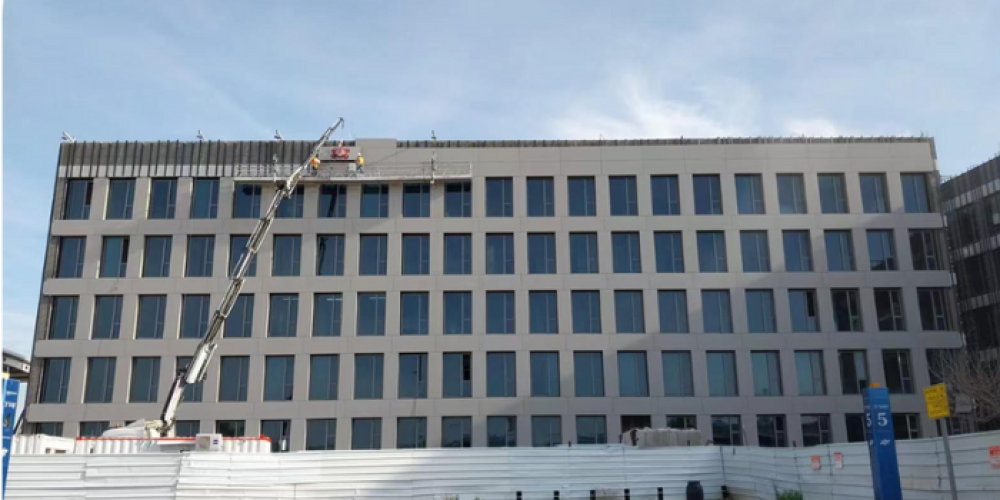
[4,0,999,356]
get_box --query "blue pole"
[863,386,903,500]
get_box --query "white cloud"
[783,118,847,137]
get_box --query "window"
[268,294,298,338]
[486,177,513,217]
[618,351,649,397]
[901,173,932,213]
[528,233,557,275]
[487,352,517,397]
[867,230,897,271]
[401,234,430,275]
[818,174,848,214]
[276,185,304,218]
[651,175,680,215]
[574,352,604,397]
[232,183,261,218]
[185,235,214,277]
[31,422,59,437]
[712,416,742,446]
[142,236,171,277]
[56,236,86,278]
[529,291,559,334]
[180,295,210,339]
[261,420,291,453]
[444,292,472,335]
[910,229,942,271]
[39,358,71,403]
[530,352,560,397]
[795,351,826,396]
[527,177,555,216]
[736,174,765,214]
[229,235,256,277]
[313,294,342,337]
[443,353,473,398]
[129,357,160,403]
[654,232,684,273]
[667,415,697,430]
[707,352,738,396]
[801,415,832,446]
[272,235,301,276]
[846,414,867,443]
[396,351,428,396]
[216,420,245,438]
[358,235,387,275]
[782,230,813,271]
[757,415,787,447]
[615,290,645,333]
[176,357,203,402]
[444,182,472,217]
[532,416,562,447]
[48,296,78,339]
[485,234,514,274]
[919,288,951,330]
[788,290,819,332]
[875,289,905,331]
[572,291,602,334]
[63,179,92,219]
[442,417,472,448]
[100,236,129,278]
[92,295,123,339]
[883,350,913,394]
[264,356,295,401]
[306,419,337,450]
[356,293,386,336]
[360,184,389,218]
[694,175,722,215]
[399,292,429,336]
[174,421,199,438]
[80,422,111,438]
[832,289,862,332]
[662,351,694,397]
[136,295,166,339]
[609,176,638,216]
[402,183,430,217]
[838,350,869,395]
[309,355,339,401]
[318,184,347,218]
[354,354,384,399]
[576,416,608,445]
[106,179,135,219]
[190,178,219,219]
[740,231,770,272]
[84,357,116,403]
[570,233,599,273]
[219,356,249,401]
[488,416,517,448]
[752,351,783,396]
[444,234,472,275]
[697,231,727,272]
[568,176,596,216]
[824,230,855,271]
[487,292,516,334]
[316,235,344,276]
[893,414,920,440]
[860,173,889,213]
[777,174,807,214]
[702,291,733,333]
[352,418,382,450]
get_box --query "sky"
[3,0,1000,357]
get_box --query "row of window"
[36,348,928,406]
[62,172,935,222]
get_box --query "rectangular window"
[63,179,92,219]
[136,295,166,339]
[316,235,344,276]
[443,352,473,398]
[129,357,160,403]
[306,419,337,450]
[444,234,472,275]
[875,288,905,331]
[609,175,638,216]
[651,175,680,215]
[893,414,921,440]
[487,352,517,397]
[190,178,219,219]
[694,175,723,215]
[883,349,913,394]
[442,417,473,448]
[919,288,951,330]
[570,233,599,273]
[618,351,649,397]
[180,294,210,339]
[354,354,384,399]
[751,351,783,396]
[275,185,304,218]
[574,351,605,397]
[867,230,897,271]
[777,174,807,214]
[313,293,342,337]
[106,179,135,220]
[486,177,514,217]
[736,174,765,214]
[48,296,78,339]
[615,290,645,334]
[740,231,770,272]
[352,418,382,450]
[176,357,203,402]
[529,291,559,334]
[532,416,562,447]
[824,230,855,271]
[746,290,776,333]
[485,234,514,274]
[232,183,261,218]
[261,420,291,452]
[444,291,472,335]
[782,230,813,271]
[662,351,694,397]
[359,234,388,275]
[185,235,214,278]
[272,235,301,276]
[264,356,295,401]
[860,173,889,213]
[219,356,249,401]
[697,231,727,272]
[757,415,787,448]
[92,295,123,339]
[100,236,129,278]
[229,235,256,277]
[401,234,430,275]
[309,355,339,401]
[142,236,171,278]
[832,289,863,332]
[702,290,733,333]
[39,358,71,403]
[527,177,555,216]
[654,232,684,273]
[818,174,848,214]
[576,416,608,445]
[568,176,596,216]
[838,350,869,395]
[444,182,472,217]
[801,414,832,446]
[80,422,111,438]
[909,229,942,271]
[216,420,245,438]
[530,352,560,397]
[399,292,429,336]
[56,236,86,278]
[360,184,389,218]
[788,289,819,332]
[712,416,742,446]
[846,414,867,443]
[268,294,298,338]
[795,351,826,396]
[667,415,697,430]
[901,173,932,213]
[707,351,738,396]
[487,291,516,334]
[144,179,174,217]
[84,357,116,403]
[402,183,430,218]
[488,416,518,448]
[318,184,347,218]
[658,290,688,333]
[176,422,201,438]
[572,291,602,334]
[356,293,386,336]
[528,233,557,274]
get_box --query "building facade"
[26,136,961,451]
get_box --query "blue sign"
[3,378,21,495]
[863,387,902,500]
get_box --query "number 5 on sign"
[923,383,950,420]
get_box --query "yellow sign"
[923,383,950,420]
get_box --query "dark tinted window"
[175,421,200,438]
[530,352,560,397]
[658,290,688,333]
[100,236,129,278]
[354,354,384,399]
[651,175,680,215]
[442,417,472,448]
[185,235,214,277]
[860,173,889,213]
[359,235,388,275]
[528,233,557,274]
[56,237,86,278]
[777,174,806,214]
[309,355,339,400]
[574,351,604,397]
[219,356,249,401]
[782,230,813,272]
[609,176,638,216]
[697,231,727,272]
[398,353,428,398]
[272,235,301,276]
[106,179,135,219]
[402,183,430,218]
[401,234,430,275]
[397,418,427,449]
[825,230,855,271]
[352,418,382,450]
[129,357,160,403]
[487,291,516,334]
[487,352,517,397]
[313,294,342,337]
[84,357,116,403]
[229,235,256,277]
[318,184,347,218]
[577,416,608,445]
[802,414,832,446]
[48,296,78,339]
[901,173,932,213]
[444,234,472,275]
[268,294,298,338]
[918,288,951,330]
[795,351,826,396]
[264,356,295,401]
[306,419,337,450]
[136,295,166,339]
[572,291,602,334]
[707,352,737,396]
[80,422,111,438]
[443,352,473,398]
[740,231,770,272]
[867,230,897,271]
[316,235,344,276]
[751,351,782,396]
[399,292,429,336]
[357,293,386,336]
[261,420,291,452]
[570,233,599,273]
[746,290,776,333]
[485,234,514,274]
[702,290,732,333]
[882,350,913,394]
[232,183,261,218]
[568,177,596,216]
[662,351,693,396]
[40,358,71,403]
[180,295,210,339]
[148,179,177,219]
[190,178,219,219]
[612,232,642,273]
[92,295,123,339]
[532,416,562,447]
[910,229,942,271]
[832,289,863,331]
[487,416,517,447]
[360,184,389,218]
[529,291,558,334]
[275,185,304,218]
[486,178,513,217]
[444,182,472,217]
[216,420,245,438]
[757,415,787,447]
[63,179,92,220]
[735,174,765,214]
[788,290,819,332]
[838,350,869,395]
[654,232,684,273]
[618,351,649,397]
[693,175,722,215]
[176,356,203,402]
[818,174,848,214]
[143,236,172,277]
[527,177,554,216]
[614,290,645,333]
[225,294,254,338]
[444,292,472,335]
[875,288,905,331]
